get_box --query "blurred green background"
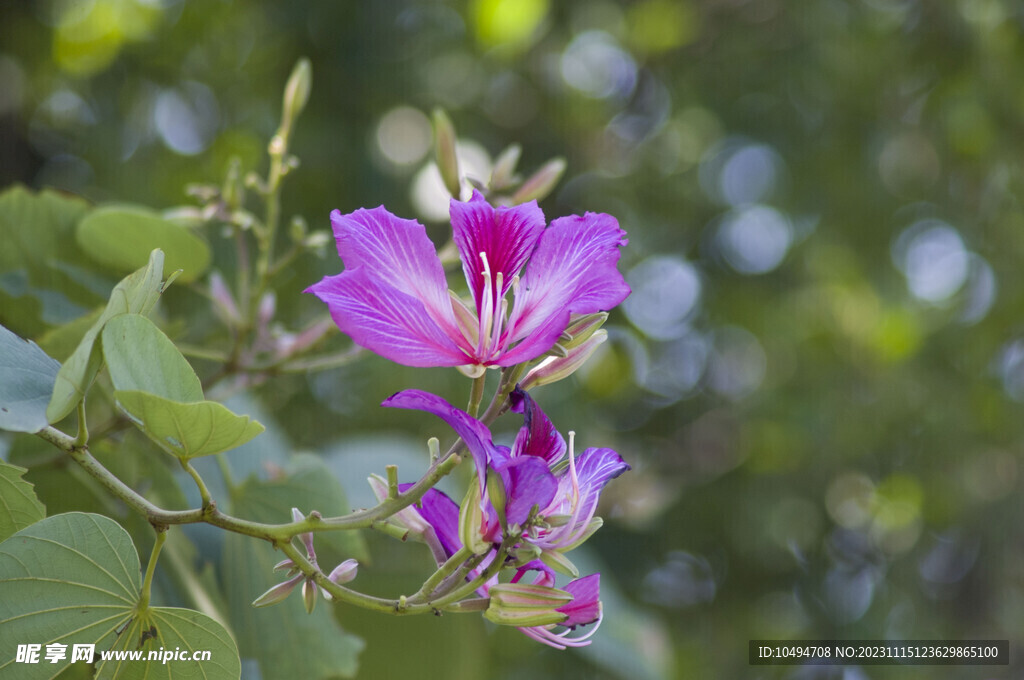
[2,0,1024,678]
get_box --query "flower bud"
[486,468,508,530]
[484,583,572,627]
[458,482,491,555]
[327,559,359,585]
[432,108,461,198]
[302,578,317,614]
[521,330,608,390]
[563,312,608,348]
[252,574,302,608]
[511,157,566,205]
[490,144,521,191]
[280,58,312,139]
[540,549,580,578]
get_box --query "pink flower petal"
[307,269,468,366]
[500,212,629,366]
[450,191,545,311]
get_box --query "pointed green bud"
[433,108,461,198]
[540,549,580,578]
[280,58,312,139]
[484,583,572,627]
[486,468,508,530]
[458,482,491,555]
[512,157,566,204]
[490,144,522,191]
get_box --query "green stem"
[429,539,512,608]
[73,399,88,448]
[181,459,214,509]
[36,424,463,539]
[467,372,486,417]
[137,530,167,615]
[411,546,473,602]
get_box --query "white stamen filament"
[476,251,493,357]
[473,251,513,362]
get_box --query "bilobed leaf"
[0,323,61,433]
[46,250,165,424]
[102,314,203,403]
[113,390,264,459]
[95,607,240,680]
[0,462,46,542]
[77,205,211,284]
[0,513,139,680]
[0,513,240,680]
[222,457,365,679]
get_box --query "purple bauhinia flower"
[379,388,628,648]
[383,388,629,552]
[306,192,629,372]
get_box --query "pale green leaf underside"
[113,391,264,460]
[46,250,165,424]
[0,513,140,680]
[0,323,61,433]
[95,607,240,680]
[102,314,203,403]
[0,462,47,542]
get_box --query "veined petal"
[450,191,545,310]
[558,447,630,523]
[509,388,566,466]
[307,269,469,366]
[499,456,558,527]
[330,207,459,334]
[557,574,601,627]
[500,213,629,366]
[401,483,462,559]
[383,389,500,494]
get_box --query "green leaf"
[0,513,240,680]
[77,205,211,284]
[0,462,46,542]
[95,607,240,680]
[113,390,264,459]
[0,186,107,337]
[46,249,165,424]
[37,308,104,363]
[102,315,202,403]
[0,513,138,680]
[0,323,61,433]
[222,457,365,679]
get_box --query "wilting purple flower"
[306,192,629,371]
[381,388,628,647]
